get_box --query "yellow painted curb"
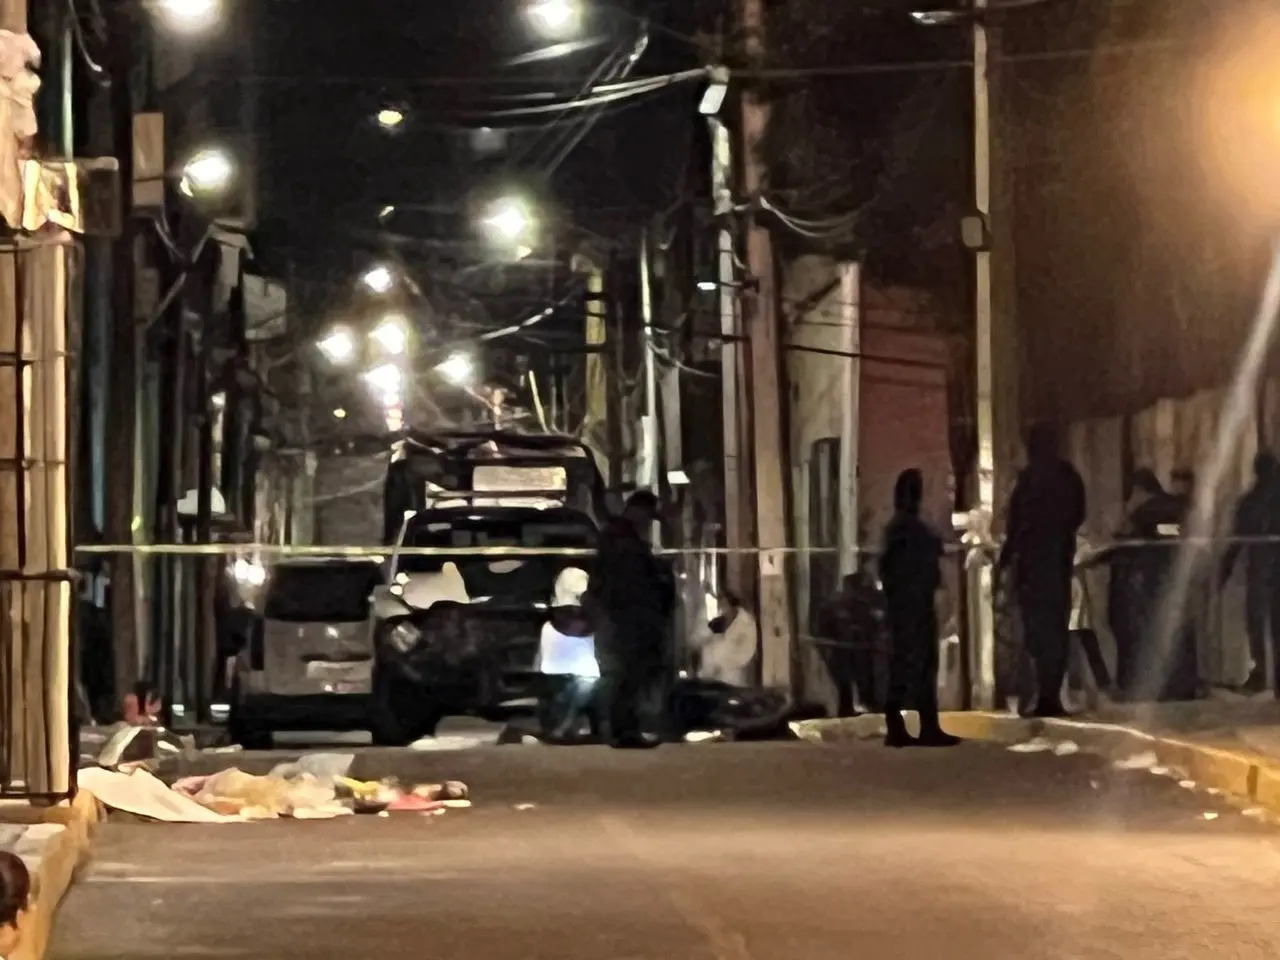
[798,711,1280,820]
[7,790,104,960]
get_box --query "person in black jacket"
[999,424,1086,717]
[589,491,670,748]
[1222,452,1280,694]
[880,469,957,747]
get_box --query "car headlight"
[386,621,423,655]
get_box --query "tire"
[227,677,272,751]
[370,669,442,746]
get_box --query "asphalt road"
[51,739,1280,960]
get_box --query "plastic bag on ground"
[268,752,355,783]
[193,768,338,818]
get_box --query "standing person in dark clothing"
[1221,452,1280,694]
[880,469,958,747]
[999,424,1086,717]
[589,491,671,748]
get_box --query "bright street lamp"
[364,362,404,399]
[179,147,233,197]
[437,352,474,386]
[376,107,406,130]
[371,314,409,356]
[527,0,578,35]
[318,328,356,364]
[362,264,395,294]
[155,0,221,33]
[480,196,534,245]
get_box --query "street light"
[318,328,356,365]
[376,107,406,130]
[362,264,395,294]
[371,314,409,356]
[480,196,534,246]
[178,147,234,198]
[437,352,474,386]
[364,362,403,399]
[527,0,579,35]
[155,0,221,33]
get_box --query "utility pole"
[708,115,752,596]
[963,0,1019,709]
[639,226,661,544]
[105,1,140,711]
[739,0,796,692]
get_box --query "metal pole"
[709,116,750,595]
[740,0,797,692]
[969,2,998,709]
[639,227,661,545]
[837,262,861,579]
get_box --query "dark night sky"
[250,0,707,279]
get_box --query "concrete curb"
[2,789,105,960]
[793,712,1280,814]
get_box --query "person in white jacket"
[536,567,600,742]
[693,591,757,688]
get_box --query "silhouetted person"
[999,424,1086,717]
[817,564,884,715]
[1222,452,1280,694]
[589,490,670,748]
[880,469,957,747]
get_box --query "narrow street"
[51,740,1280,960]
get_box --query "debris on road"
[82,752,474,823]
[1052,741,1080,757]
[1007,737,1054,754]
[1113,751,1159,771]
[514,803,537,811]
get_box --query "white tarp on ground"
[78,767,241,824]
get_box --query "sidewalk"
[0,790,103,960]
[793,697,1280,818]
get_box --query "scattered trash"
[514,803,537,811]
[684,730,724,743]
[1052,741,1080,757]
[1007,737,1054,754]
[270,753,355,783]
[85,750,474,823]
[1178,780,1197,790]
[1088,779,1101,790]
[1201,811,1220,821]
[1112,751,1159,771]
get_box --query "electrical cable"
[65,0,109,85]
[456,69,702,119]
[511,33,637,169]
[533,25,652,177]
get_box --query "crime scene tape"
[71,543,866,558]
[69,534,1280,559]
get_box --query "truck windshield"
[399,515,596,574]
[262,564,382,622]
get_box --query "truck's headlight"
[386,621,423,654]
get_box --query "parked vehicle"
[227,559,384,748]
[370,505,598,745]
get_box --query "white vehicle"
[227,559,384,748]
